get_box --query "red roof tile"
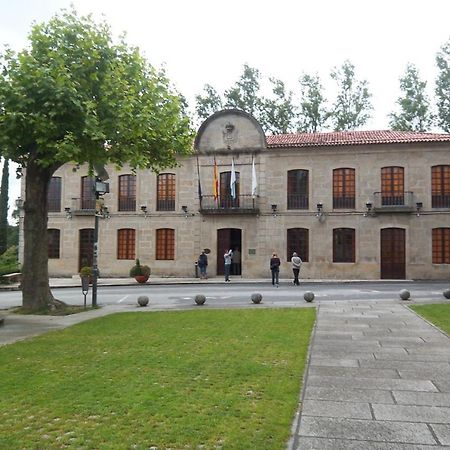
[266,130,450,148]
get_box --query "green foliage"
[129,258,151,277]
[0,158,8,254]
[389,63,433,131]
[0,7,193,173]
[195,84,223,122]
[224,64,263,118]
[329,60,372,131]
[79,266,93,278]
[7,224,18,248]
[436,38,450,132]
[260,78,296,134]
[298,73,329,132]
[0,245,19,277]
[0,308,315,448]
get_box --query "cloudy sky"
[1,0,450,211]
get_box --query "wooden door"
[79,228,95,271]
[380,228,406,279]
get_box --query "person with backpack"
[291,252,302,285]
[198,251,208,279]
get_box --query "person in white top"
[291,252,302,286]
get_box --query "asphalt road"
[1,281,449,310]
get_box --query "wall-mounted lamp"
[181,205,188,218]
[416,201,423,217]
[271,204,278,217]
[64,206,72,219]
[364,201,374,217]
[140,205,149,218]
[316,202,324,220]
[15,197,24,210]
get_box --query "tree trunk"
[0,158,9,255]
[21,161,54,311]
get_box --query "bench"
[1,272,22,284]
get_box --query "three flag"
[213,157,219,204]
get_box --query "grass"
[410,303,450,335]
[0,308,315,449]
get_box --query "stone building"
[20,109,450,280]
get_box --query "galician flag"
[230,157,236,199]
[251,156,258,198]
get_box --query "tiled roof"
[266,130,450,148]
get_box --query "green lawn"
[0,308,315,449]
[410,303,450,335]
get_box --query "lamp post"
[91,177,109,308]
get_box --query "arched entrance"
[217,228,242,276]
[380,228,406,279]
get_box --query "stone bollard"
[399,289,410,300]
[137,295,149,307]
[304,291,315,302]
[443,289,450,299]
[251,293,262,304]
[194,294,206,305]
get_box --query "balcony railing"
[333,196,355,209]
[200,195,259,214]
[373,191,414,212]
[118,197,136,212]
[157,199,175,211]
[432,195,450,208]
[287,194,309,210]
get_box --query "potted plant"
[79,266,93,285]
[130,259,151,283]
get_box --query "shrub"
[129,259,151,277]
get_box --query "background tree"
[436,38,450,132]
[297,73,329,132]
[195,84,223,122]
[329,60,372,131]
[389,63,432,131]
[260,78,296,134]
[0,9,193,311]
[0,158,8,255]
[224,64,263,120]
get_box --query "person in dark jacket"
[198,251,208,279]
[270,252,281,287]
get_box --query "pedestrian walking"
[291,252,302,285]
[197,251,208,279]
[270,252,281,287]
[224,249,233,282]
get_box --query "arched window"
[287,170,309,209]
[333,228,355,263]
[287,228,309,262]
[81,176,96,210]
[48,177,62,212]
[431,165,450,208]
[156,228,174,260]
[117,229,136,260]
[432,228,450,264]
[118,175,136,211]
[333,168,355,209]
[381,167,404,206]
[157,173,176,211]
[48,229,60,259]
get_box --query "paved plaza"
[293,301,450,449]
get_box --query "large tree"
[195,84,223,122]
[260,78,296,134]
[297,73,329,132]
[0,10,193,311]
[389,63,432,131]
[436,37,450,132]
[329,60,372,131]
[0,158,8,255]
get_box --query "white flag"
[230,157,236,199]
[251,157,258,198]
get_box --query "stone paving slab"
[301,399,372,419]
[309,357,360,367]
[430,425,450,445]
[298,417,437,445]
[372,404,450,423]
[304,386,395,404]
[393,391,450,407]
[309,366,400,379]
[296,437,450,449]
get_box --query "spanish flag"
[213,157,219,204]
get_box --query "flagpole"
[196,155,202,208]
